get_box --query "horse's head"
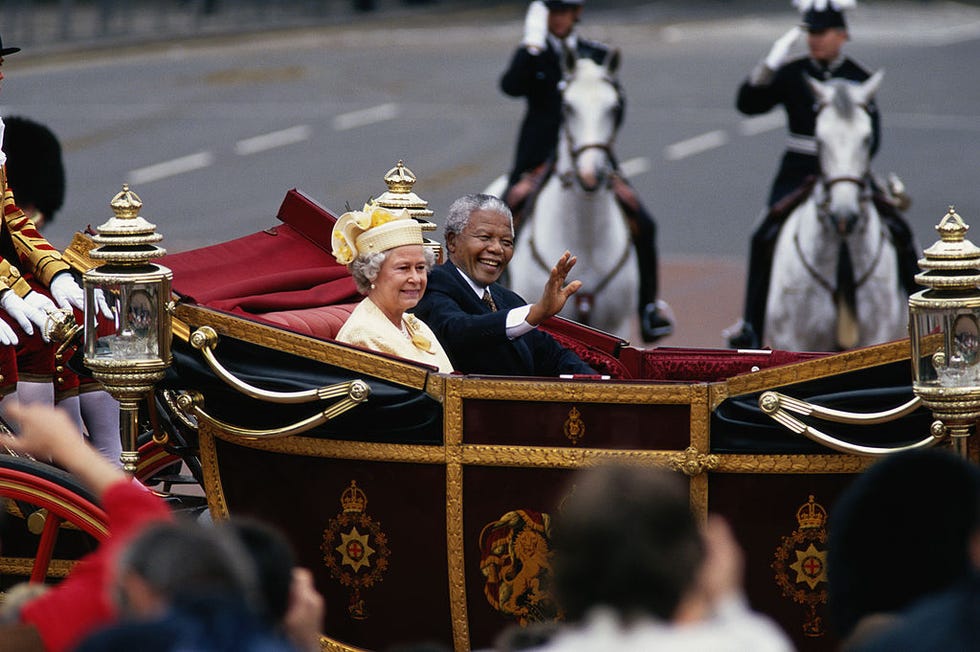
[807,70,883,236]
[558,51,623,192]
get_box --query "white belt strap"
[786,133,817,155]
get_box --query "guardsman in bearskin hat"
[727,0,919,349]
[2,116,65,229]
[499,0,673,342]
[0,32,115,434]
[1,113,123,465]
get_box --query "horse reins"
[792,224,888,295]
[527,229,633,324]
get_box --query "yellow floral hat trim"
[331,203,422,265]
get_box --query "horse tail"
[834,241,859,349]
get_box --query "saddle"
[768,176,819,226]
[505,162,645,239]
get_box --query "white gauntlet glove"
[765,26,803,71]
[522,0,549,53]
[50,272,85,312]
[1,290,53,342]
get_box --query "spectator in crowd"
[530,463,793,651]
[0,401,173,651]
[222,518,325,652]
[827,446,980,649]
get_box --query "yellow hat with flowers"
[331,202,423,265]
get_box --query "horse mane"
[828,80,857,119]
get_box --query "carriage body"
[146,189,944,652]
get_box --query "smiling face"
[445,209,515,287]
[369,244,429,324]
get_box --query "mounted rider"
[499,0,673,343]
[727,0,919,349]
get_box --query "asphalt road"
[4,0,980,346]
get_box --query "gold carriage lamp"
[908,206,980,458]
[373,160,443,263]
[82,184,173,474]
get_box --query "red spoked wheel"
[0,454,109,584]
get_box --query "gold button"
[56,377,64,384]
[56,365,64,373]
[8,268,19,278]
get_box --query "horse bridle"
[557,77,622,191]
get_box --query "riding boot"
[612,176,673,342]
[875,198,921,297]
[728,215,782,349]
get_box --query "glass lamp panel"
[85,279,163,362]
[912,306,980,389]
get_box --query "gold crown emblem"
[341,480,368,513]
[796,495,827,530]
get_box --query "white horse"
[766,71,907,351]
[489,54,637,340]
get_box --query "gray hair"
[445,194,513,239]
[349,247,436,295]
[114,520,259,616]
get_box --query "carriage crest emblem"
[772,494,829,637]
[322,480,390,620]
[478,509,561,625]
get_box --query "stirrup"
[640,300,674,342]
[723,320,761,349]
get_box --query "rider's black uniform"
[501,36,612,187]
[732,55,918,348]
[500,35,671,341]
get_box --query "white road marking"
[664,130,729,161]
[234,125,311,155]
[739,113,784,136]
[619,157,651,178]
[332,103,400,131]
[127,151,213,185]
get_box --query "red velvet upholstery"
[621,346,827,383]
[256,302,360,341]
[164,189,361,337]
[540,319,633,379]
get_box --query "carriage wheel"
[0,454,109,584]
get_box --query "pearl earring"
[370,283,376,290]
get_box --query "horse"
[491,54,638,341]
[766,71,907,352]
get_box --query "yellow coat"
[337,297,454,373]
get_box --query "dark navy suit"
[412,262,594,377]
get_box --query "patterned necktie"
[482,288,498,312]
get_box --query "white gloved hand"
[49,272,85,312]
[92,288,115,320]
[522,0,549,52]
[0,316,18,346]
[0,290,50,341]
[765,26,803,71]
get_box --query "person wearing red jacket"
[0,402,173,651]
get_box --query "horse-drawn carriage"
[0,177,966,652]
